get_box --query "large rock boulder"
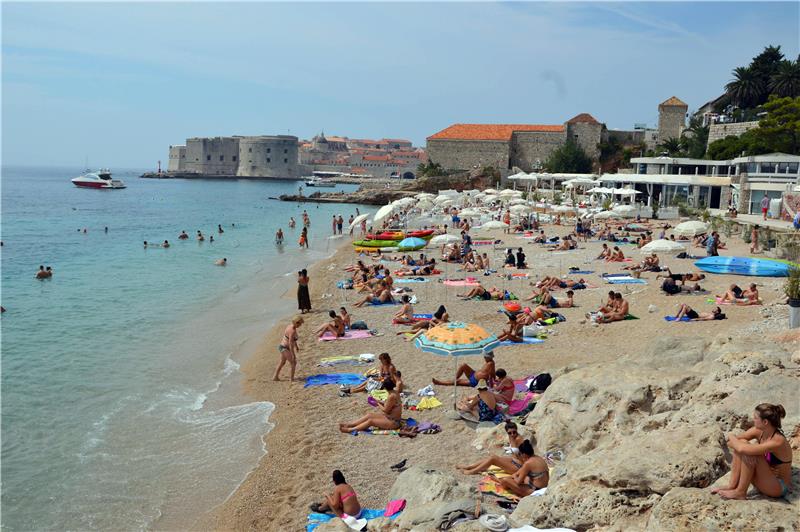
[387,466,475,509]
[646,487,800,531]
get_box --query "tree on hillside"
[770,59,800,98]
[657,137,685,157]
[751,45,785,86]
[756,96,800,154]
[417,161,444,177]
[681,119,709,159]
[726,66,766,108]
[544,141,593,173]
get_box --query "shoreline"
[199,223,797,531]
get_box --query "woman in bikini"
[393,295,415,324]
[342,353,397,394]
[456,425,530,475]
[399,305,449,341]
[273,316,302,381]
[713,403,792,500]
[339,378,402,433]
[310,470,363,518]
[497,440,550,496]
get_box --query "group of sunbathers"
[588,291,629,323]
[718,283,760,305]
[597,243,625,261]
[339,352,405,432]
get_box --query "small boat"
[71,169,126,189]
[304,177,336,188]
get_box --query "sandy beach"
[196,221,791,531]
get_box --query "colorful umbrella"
[415,322,499,357]
[397,237,427,250]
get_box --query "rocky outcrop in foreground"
[322,334,799,531]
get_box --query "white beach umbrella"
[348,213,370,231]
[508,198,528,205]
[674,220,709,237]
[499,188,521,197]
[481,194,499,203]
[484,188,498,194]
[478,220,509,230]
[593,210,621,219]
[510,204,531,213]
[429,233,461,245]
[372,204,395,225]
[459,208,482,217]
[416,199,434,210]
[434,195,452,204]
[641,239,687,254]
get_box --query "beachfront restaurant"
[729,153,800,215]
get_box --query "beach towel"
[317,355,368,367]
[417,396,443,410]
[369,299,400,306]
[304,373,365,388]
[395,269,441,277]
[319,330,373,341]
[394,277,429,284]
[392,313,432,324]
[567,270,594,274]
[606,278,647,284]
[601,273,632,277]
[664,316,692,322]
[443,279,481,287]
[384,499,406,517]
[307,509,391,532]
[508,392,536,415]
[479,475,520,501]
[499,337,545,347]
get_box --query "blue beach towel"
[568,270,594,274]
[413,313,433,320]
[664,316,692,322]
[394,278,429,284]
[304,373,366,388]
[601,273,632,278]
[369,300,401,305]
[499,337,545,346]
[607,278,647,284]
[307,508,396,532]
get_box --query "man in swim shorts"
[433,352,496,387]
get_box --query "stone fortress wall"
[509,130,566,172]
[426,139,510,171]
[166,135,301,178]
[236,136,300,178]
[707,121,760,146]
[657,96,688,144]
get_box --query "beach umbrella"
[508,198,527,206]
[480,194,499,203]
[416,199,434,210]
[484,188,498,194]
[641,239,687,254]
[397,237,427,250]
[478,220,509,230]
[392,197,415,208]
[499,188,521,197]
[674,220,709,237]
[429,233,460,245]
[372,204,395,225]
[593,210,621,219]
[348,213,370,232]
[509,204,531,213]
[415,321,500,416]
[459,208,481,217]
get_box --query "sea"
[0,166,374,530]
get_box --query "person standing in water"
[218,224,224,234]
[274,316,302,381]
[276,228,284,244]
[337,215,344,235]
[297,269,311,313]
[289,217,296,228]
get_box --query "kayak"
[406,229,434,238]
[366,232,405,241]
[353,239,400,248]
[354,246,397,253]
[694,256,793,277]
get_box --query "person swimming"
[215,258,227,266]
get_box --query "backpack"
[529,373,552,392]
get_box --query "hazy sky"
[2,2,798,168]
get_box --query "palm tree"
[726,66,766,108]
[658,137,684,157]
[770,60,800,97]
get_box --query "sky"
[2,1,798,168]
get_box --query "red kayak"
[407,229,434,238]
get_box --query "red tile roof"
[428,123,564,141]
[566,113,600,124]
[660,96,688,107]
[363,155,391,161]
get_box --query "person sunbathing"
[712,403,792,500]
[536,277,586,290]
[396,264,435,276]
[354,282,393,307]
[393,295,414,324]
[548,237,575,251]
[718,284,744,303]
[433,352,495,387]
[532,230,547,243]
[316,310,345,338]
[606,246,625,262]
[539,290,574,309]
[464,258,479,272]
[339,378,402,433]
[738,283,760,305]
[342,352,397,394]
[344,260,367,273]
[457,436,534,475]
[597,243,611,260]
[310,470,363,518]
[459,284,503,301]
[497,314,523,343]
[656,269,706,286]
[496,440,549,497]
[399,305,449,341]
[626,253,659,272]
[661,278,703,295]
[674,304,724,321]
[596,292,628,323]
[470,379,504,423]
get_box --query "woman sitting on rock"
[712,403,792,500]
[497,440,550,497]
[456,432,531,475]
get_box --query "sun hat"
[341,514,368,531]
[476,379,488,390]
[478,513,509,531]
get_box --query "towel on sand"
[479,475,520,501]
[508,392,536,415]
[307,508,398,532]
[319,330,373,341]
[443,279,481,287]
[606,278,647,284]
[317,355,367,367]
[392,313,433,324]
[664,316,692,322]
[394,278,429,284]
[499,337,545,347]
[304,373,366,387]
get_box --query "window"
[232,156,237,162]
[248,148,252,153]
[284,158,288,163]
[207,155,211,161]
[760,162,776,173]
[284,149,288,154]
[788,163,799,173]
[220,155,224,161]
[267,158,271,163]
[746,163,758,173]
[267,148,271,153]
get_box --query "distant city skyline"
[2,2,798,168]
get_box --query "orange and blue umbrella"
[414,322,499,357]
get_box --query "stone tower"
[657,96,688,146]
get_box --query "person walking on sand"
[297,269,311,313]
[751,225,759,254]
[274,316,302,381]
[761,194,769,221]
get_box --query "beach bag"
[522,325,543,338]
[529,373,552,392]
[350,320,369,330]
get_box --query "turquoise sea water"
[1,166,372,530]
